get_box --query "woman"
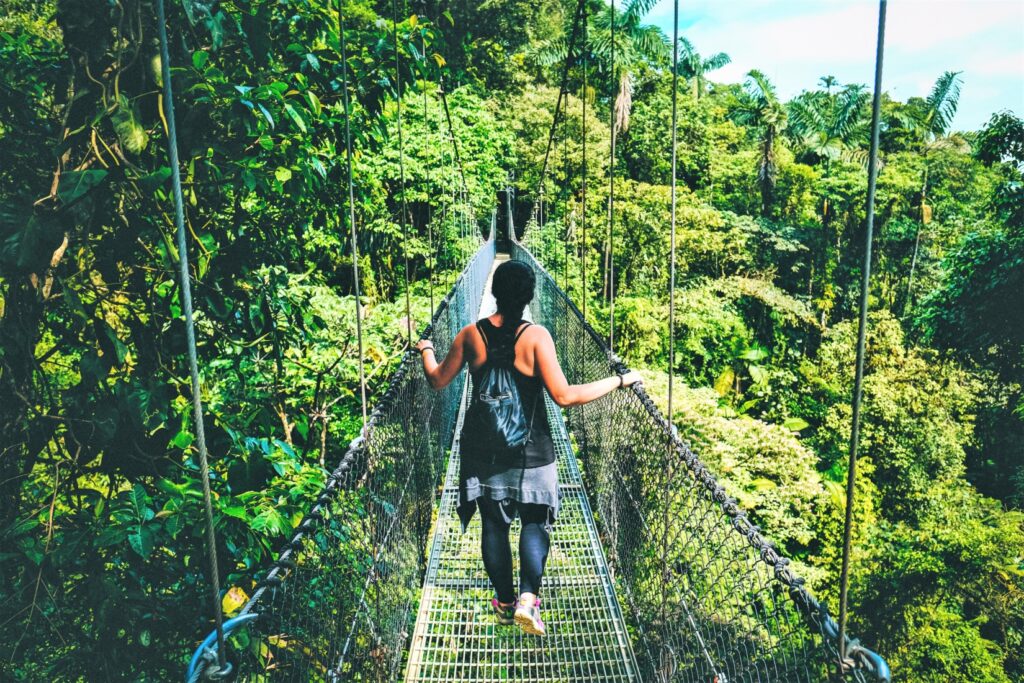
[415,260,641,636]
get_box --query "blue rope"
[185,613,259,681]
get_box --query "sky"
[646,0,1024,131]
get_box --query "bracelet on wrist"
[617,374,624,389]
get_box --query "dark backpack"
[461,321,538,464]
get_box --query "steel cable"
[392,0,413,345]
[838,0,887,677]
[155,0,227,672]
[339,0,368,429]
[607,0,617,352]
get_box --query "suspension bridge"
[149,0,898,677]
[185,225,889,683]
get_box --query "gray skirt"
[460,461,560,528]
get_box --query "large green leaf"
[56,169,108,205]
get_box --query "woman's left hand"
[415,339,433,353]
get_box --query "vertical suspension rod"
[607,0,617,351]
[439,80,469,198]
[422,28,435,313]
[391,0,413,344]
[537,0,588,194]
[339,0,369,429]
[154,0,226,670]
[838,0,887,676]
[580,2,588,322]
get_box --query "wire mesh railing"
[187,236,495,682]
[510,240,890,683]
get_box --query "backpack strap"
[513,321,533,344]
[475,320,490,348]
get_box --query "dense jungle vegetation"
[1,0,1022,680]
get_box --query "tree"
[919,191,1024,503]
[787,83,869,167]
[733,70,788,217]
[901,70,965,313]
[675,37,730,100]
[532,0,668,133]
[787,81,869,314]
[974,111,1024,170]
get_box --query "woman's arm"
[416,328,468,390]
[533,327,641,407]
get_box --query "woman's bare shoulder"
[457,322,482,341]
[523,323,552,342]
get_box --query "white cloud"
[645,0,1024,129]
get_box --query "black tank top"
[468,319,555,469]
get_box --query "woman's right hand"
[618,371,643,388]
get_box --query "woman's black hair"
[491,260,535,326]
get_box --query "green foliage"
[0,0,510,677]
[974,111,1024,169]
[3,0,1023,680]
[855,486,1024,682]
[812,314,977,516]
[644,378,826,564]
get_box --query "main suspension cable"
[339,0,369,429]
[562,113,569,292]
[391,0,413,345]
[580,1,588,322]
[421,28,435,313]
[536,0,588,198]
[439,79,469,197]
[439,80,474,260]
[667,0,680,449]
[838,0,887,676]
[606,0,617,352]
[154,0,226,672]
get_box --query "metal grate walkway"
[404,258,640,682]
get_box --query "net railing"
[510,240,890,683]
[187,236,496,682]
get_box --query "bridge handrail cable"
[510,236,890,682]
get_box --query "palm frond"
[925,133,970,154]
[892,109,923,133]
[528,38,568,68]
[673,39,700,78]
[590,7,614,32]
[634,25,670,62]
[787,94,828,138]
[587,31,613,62]
[678,36,696,60]
[833,86,869,138]
[703,52,730,72]
[625,0,662,22]
[839,147,870,168]
[926,70,963,136]
[745,69,778,104]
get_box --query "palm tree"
[788,84,870,166]
[734,70,787,217]
[902,70,965,313]
[787,81,870,319]
[535,0,668,133]
[589,0,669,132]
[676,37,730,100]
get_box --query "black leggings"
[478,497,551,604]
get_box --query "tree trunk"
[904,165,929,315]
[760,128,775,218]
